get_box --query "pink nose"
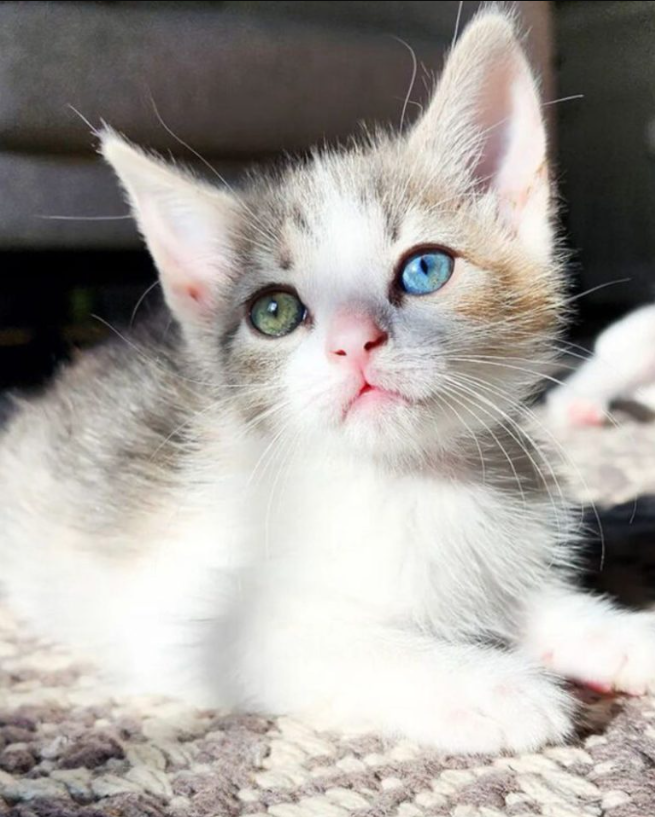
[327,311,388,369]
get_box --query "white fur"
[4,418,654,754]
[3,9,655,757]
[524,586,655,696]
[1,426,576,752]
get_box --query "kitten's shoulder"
[0,310,205,521]
[5,310,189,421]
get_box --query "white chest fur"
[243,454,556,641]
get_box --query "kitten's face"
[103,10,564,464]
[219,144,561,461]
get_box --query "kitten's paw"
[433,665,573,754]
[298,652,572,755]
[546,391,607,428]
[566,399,606,427]
[536,613,655,696]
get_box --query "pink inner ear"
[475,63,547,233]
[169,275,214,317]
[156,238,216,319]
[144,202,219,319]
[184,284,204,304]
[496,76,545,188]
[472,62,515,188]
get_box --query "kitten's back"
[0,313,203,544]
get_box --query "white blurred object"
[547,305,655,427]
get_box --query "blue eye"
[399,249,454,296]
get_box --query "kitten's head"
[103,9,565,464]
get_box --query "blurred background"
[0,0,653,390]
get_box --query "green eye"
[249,290,306,337]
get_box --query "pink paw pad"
[567,400,605,427]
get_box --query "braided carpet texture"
[2,414,655,817]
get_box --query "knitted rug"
[2,414,655,817]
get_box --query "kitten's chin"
[336,398,436,463]
[282,390,462,465]
[335,392,484,466]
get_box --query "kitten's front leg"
[522,585,655,695]
[239,615,573,754]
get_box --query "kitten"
[547,304,655,426]
[2,9,655,755]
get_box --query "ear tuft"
[100,129,236,325]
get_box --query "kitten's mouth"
[343,381,408,419]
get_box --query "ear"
[101,130,236,325]
[408,9,551,259]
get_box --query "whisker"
[391,36,418,132]
[452,0,464,46]
[568,278,631,303]
[439,381,528,507]
[431,389,488,484]
[148,93,279,247]
[130,280,161,327]
[542,93,585,108]
[445,377,562,520]
[67,103,100,136]
[450,369,606,569]
[90,314,212,389]
[37,214,132,221]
